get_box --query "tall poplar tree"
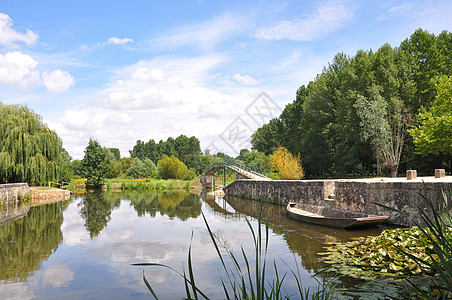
[0,103,66,185]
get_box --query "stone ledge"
[30,187,71,204]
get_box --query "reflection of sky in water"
[0,193,328,299]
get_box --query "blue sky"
[1,0,451,159]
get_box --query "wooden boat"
[287,202,389,229]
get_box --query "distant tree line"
[251,29,452,178]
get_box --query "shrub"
[157,155,188,179]
[269,146,304,180]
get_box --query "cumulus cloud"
[254,0,353,41]
[42,70,75,93]
[42,265,74,288]
[0,13,38,46]
[107,36,134,45]
[0,51,40,89]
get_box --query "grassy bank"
[64,178,196,191]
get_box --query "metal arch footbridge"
[202,159,271,188]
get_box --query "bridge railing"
[204,158,270,177]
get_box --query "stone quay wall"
[0,183,31,206]
[223,177,452,226]
[31,188,71,205]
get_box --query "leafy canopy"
[409,75,452,155]
[157,154,188,180]
[81,139,110,188]
[0,103,67,185]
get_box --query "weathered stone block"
[435,169,446,178]
[407,170,417,180]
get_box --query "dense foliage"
[251,29,452,178]
[130,135,203,172]
[269,146,304,180]
[409,75,452,155]
[0,202,65,282]
[81,139,111,187]
[157,154,189,180]
[0,103,68,185]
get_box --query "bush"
[157,155,188,179]
[128,158,147,179]
[269,146,304,180]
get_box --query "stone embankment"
[30,187,71,204]
[0,183,31,206]
[223,172,452,226]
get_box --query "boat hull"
[287,202,388,229]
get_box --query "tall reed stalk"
[133,201,335,299]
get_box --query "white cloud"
[232,73,258,86]
[0,13,38,46]
[42,265,74,288]
[0,51,40,89]
[107,36,134,45]
[154,13,249,50]
[131,67,164,82]
[107,88,164,110]
[59,110,103,131]
[42,69,75,93]
[377,2,417,21]
[254,0,353,41]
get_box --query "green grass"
[133,201,336,299]
[69,178,193,191]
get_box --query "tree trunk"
[390,166,398,178]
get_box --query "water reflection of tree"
[127,191,202,221]
[0,201,68,282]
[78,191,121,238]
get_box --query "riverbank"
[65,178,200,191]
[30,187,71,204]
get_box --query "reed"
[133,201,335,299]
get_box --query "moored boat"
[287,202,388,229]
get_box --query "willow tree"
[0,103,66,185]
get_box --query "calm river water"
[0,190,383,299]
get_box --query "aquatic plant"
[320,189,452,298]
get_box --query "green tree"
[81,139,110,187]
[119,157,134,177]
[409,76,452,155]
[60,148,73,183]
[157,154,188,179]
[355,86,411,177]
[0,103,66,185]
[128,158,147,179]
[106,148,120,161]
[143,158,158,178]
[250,118,281,155]
[106,160,121,179]
[71,159,84,176]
